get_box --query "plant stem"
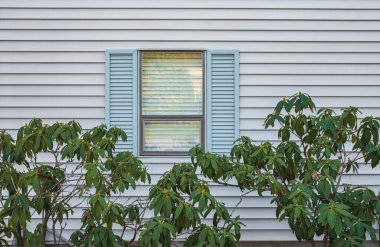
[52,218,57,246]
[310,240,316,247]
[41,208,50,245]
[322,226,329,247]
[16,224,24,247]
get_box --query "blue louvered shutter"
[105,50,138,155]
[206,50,240,154]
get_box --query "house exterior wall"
[1,0,380,242]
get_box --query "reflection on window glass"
[143,121,201,152]
[141,52,203,115]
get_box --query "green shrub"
[0,120,149,246]
[0,92,379,247]
[147,92,380,247]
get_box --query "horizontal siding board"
[240,128,380,141]
[22,210,287,225]
[2,0,380,9]
[45,195,276,209]
[240,107,380,119]
[0,74,103,85]
[0,85,103,95]
[23,207,284,222]
[2,178,376,197]
[3,20,380,31]
[12,228,313,242]
[24,218,287,231]
[0,118,104,129]
[240,74,380,85]
[0,151,378,176]
[2,30,380,41]
[3,62,380,75]
[240,117,379,131]
[240,85,380,97]
[0,96,104,107]
[3,41,380,52]
[240,96,380,108]
[240,52,380,63]
[4,51,380,64]
[0,107,104,118]
[240,64,380,75]
[43,228,333,242]
[1,9,380,20]
[0,51,104,62]
[0,63,104,73]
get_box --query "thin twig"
[231,189,255,216]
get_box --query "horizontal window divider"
[140,151,192,156]
[141,116,204,119]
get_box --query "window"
[140,51,204,155]
[105,49,239,156]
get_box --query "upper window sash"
[140,51,204,116]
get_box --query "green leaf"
[372,126,379,145]
[211,159,218,170]
[152,226,160,241]
[33,135,41,151]
[209,231,216,246]
[363,223,377,241]
[175,203,183,219]
[334,218,342,235]
[199,196,206,211]
[327,209,336,228]
[374,200,380,214]
[348,113,356,128]
[363,189,372,203]
[362,128,371,145]
[185,206,193,220]
[275,101,284,113]
[163,196,172,217]
[281,128,290,141]
[198,228,208,243]
[32,176,40,194]
[164,222,176,236]
[294,208,301,219]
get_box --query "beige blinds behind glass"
[143,121,201,152]
[141,52,203,115]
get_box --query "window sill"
[137,156,191,163]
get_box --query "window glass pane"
[141,52,203,115]
[143,120,201,152]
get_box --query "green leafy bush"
[230,92,380,247]
[141,160,243,247]
[0,119,241,247]
[138,93,380,247]
[147,92,380,247]
[1,92,379,247]
[0,120,149,246]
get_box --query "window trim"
[138,50,206,156]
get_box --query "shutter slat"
[105,50,138,155]
[207,50,239,154]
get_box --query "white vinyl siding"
[1,0,380,242]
